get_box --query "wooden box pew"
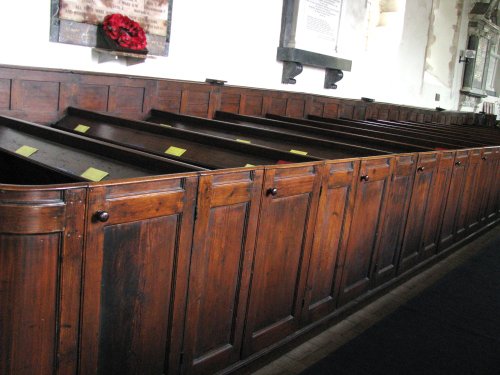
[307,114,494,147]
[371,120,500,145]
[52,107,317,170]
[0,115,205,182]
[145,109,390,160]
[372,118,500,144]
[213,111,431,154]
[299,114,485,149]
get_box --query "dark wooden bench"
[214,111,434,153]
[52,107,318,169]
[146,109,388,159]
[0,115,205,182]
[265,113,480,149]
[371,118,500,144]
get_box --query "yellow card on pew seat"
[236,139,251,144]
[81,167,109,182]
[245,164,255,167]
[74,124,90,133]
[15,145,38,158]
[160,123,172,127]
[290,149,308,156]
[165,146,187,157]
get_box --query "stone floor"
[251,224,500,375]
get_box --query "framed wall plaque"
[50,0,174,56]
[277,0,351,88]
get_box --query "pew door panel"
[242,163,322,356]
[0,185,86,375]
[398,152,439,274]
[302,159,360,323]
[455,149,482,241]
[372,154,417,287]
[79,174,198,375]
[420,151,455,259]
[476,147,497,228]
[438,150,469,251]
[485,147,500,223]
[337,156,392,306]
[181,169,263,375]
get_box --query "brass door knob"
[360,175,369,182]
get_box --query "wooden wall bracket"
[281,61,303,84]
[324,68,344,89]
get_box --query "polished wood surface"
[0,64,499,375]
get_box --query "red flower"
[102,13,147,51]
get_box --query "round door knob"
[360,175,369,182]
[417,166,425,172]
[267,188,278,196]
[94,210,110,222]
[455,161,462,166]
[482,156,487,161]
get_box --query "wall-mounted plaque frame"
[50,0,173,57]
[277,0,352,88]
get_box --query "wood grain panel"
[302,159,359,322]
[243,163,322,356]
[339,103,354,119]
[157,84,182,113]
[0,234,59,375]
[0,78,10,109]
[108,86,145,113]
[219,93,241,114]
[438,150,469,251]
[267,97,287,116]
[240,94,264,116]
[80,175,198,375]
[74,84,109,112]
[398,152,439,274]
[286,98,306,118]
[353,105,367,120]
[180,90,211,117]
[373,154,416,286]
[455,149,482,241]
[11,80,59,112]
[337,157,392,305]
[182,169,263,375]
[420,151,454,259]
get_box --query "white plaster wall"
[0,0,469,110]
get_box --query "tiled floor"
[251,225,500,375]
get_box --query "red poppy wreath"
[99,13,148,54]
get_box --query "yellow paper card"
[290,149,308,156]
[236,139,251,144]
[245,164,255,167]
[165,146,187,157]
[81,167,109,182]
[160,123,172,127]
[15,145,38,158]
[74,124,90,133]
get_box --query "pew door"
[301,159,360,323]
[455,149,482,241]
[180,169,263,375]
[337,156,392,306]
[372,154,417,287]
[420,151,455,259]
[398,152,439,274]
[476,147,497,228]
[0,185,86,375]
[438,150,469,251]
[485,147,500,223]
[79,174,198,375]
[242,162,322,356]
